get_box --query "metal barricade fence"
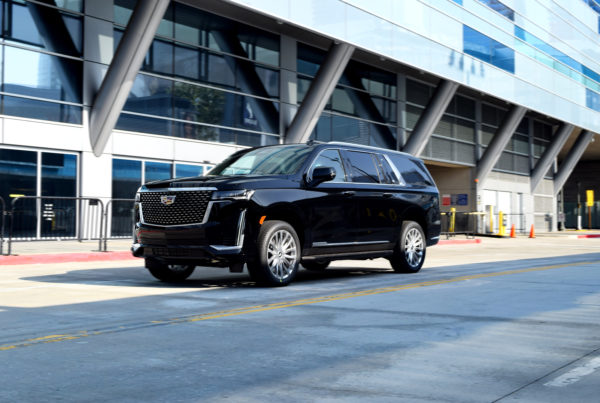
[103,198,136,252]
[441,210,525,237]
[7,196,105,255]
[440,210,478,238]
[0,196,5,255]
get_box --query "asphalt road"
[1,237,599,402]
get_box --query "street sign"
[586,190,594,207]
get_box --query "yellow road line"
[1,260,597,352]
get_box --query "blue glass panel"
[586,89,600,112]
[0,148,37,237]
[41,153,77,237]
[116,113,172,136]
[491,41,515,73]
[452,0,463,4]
[4,1,82,56]
[3,96,82,124]
[463,26,491,62]
[145,161,172,182]
[123,74,173,118]
[477,0,514,20]
[111,158,141,236]
[4,46,82,103]
[175,164,203,178]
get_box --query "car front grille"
[140,190,213,226]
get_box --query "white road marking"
[544,356,600,387]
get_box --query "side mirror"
[308,166,336,187]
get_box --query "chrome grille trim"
[139,189,215,226]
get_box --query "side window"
[345,151,381,183]
[376,154,403,185]
[310,149,347,182]
[388,154,433,187]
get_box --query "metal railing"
[441,208,525,238]
[7,196,106,255]
[0,196,5,255]
[103,198,136,252]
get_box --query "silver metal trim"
[139,187,217,192]
[209,209,247,252]
[312,240,389,248]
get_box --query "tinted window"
[376,155,401,185]
[310,149,347,182]
[209,145,312,176]
[346,151,380,183]
[388,155,433,187]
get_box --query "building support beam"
[285,42,354,144]
[89,0,170,157]
[402,80,459,156]
[553,130,595,195]
[475,105,527,185]
[530,123,574,192]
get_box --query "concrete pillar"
[89,0,170,157]
[285,42,354,144]
[402,79,459,156]
[530,123,574,192]
[475,105,527,186]
[553,130,595,195]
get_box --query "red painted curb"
[0,251,139,265]
[577,234,600,239]
[438,239,482,245]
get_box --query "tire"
[302,260,330,271]
[389,221,426,273]
[247,220,300,286]
[145,258,195,282]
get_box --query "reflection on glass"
[4,46,82,103]
[112,158,141,236]
[41,152,77,237]
[145,161,172,183]
[175,164,203,178]
[0,148,37,237]
[123,74,172,117]
[3,96,82,124]
[4,1,82,56]
[116,113,172,136]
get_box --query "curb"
[438,239,482,245]
[575,234,600,239]
[0,251,139,266]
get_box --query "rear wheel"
[145,258,195,282]
[389,221,426,273]
[247,220,300,286]
[302,260,330,271]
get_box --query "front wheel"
[247,220,300,286]
[389,221,426,273]
[145,258,195,282]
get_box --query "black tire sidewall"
[391,221,426,273]
[248,220,300,286]
[145,258,195,282]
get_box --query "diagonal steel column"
[89,0,170,157]
[475,105,527,185]
[402,80,459,156]
[553,130,595,195]
[285,42,354,144]
[530,123,574,192]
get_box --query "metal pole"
[0,196,5,256]
[97,199,105,252]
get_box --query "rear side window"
[345,151,380,183]
[376,154,402,185]
[388,154,433,187]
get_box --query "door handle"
[382,193,393,198]
[341,191,355,197]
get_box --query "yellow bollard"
[498,211,506,236]
[488,205,494,233]
[449,208,456,233]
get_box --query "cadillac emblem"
[160,195,176,206]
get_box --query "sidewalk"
[1,231,599,266]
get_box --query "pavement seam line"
[1,260,598,353]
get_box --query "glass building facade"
[0,0,597,237]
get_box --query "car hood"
[142,175,300,191]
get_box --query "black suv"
[132,142,440,286]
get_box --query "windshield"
[208,145,313,176]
